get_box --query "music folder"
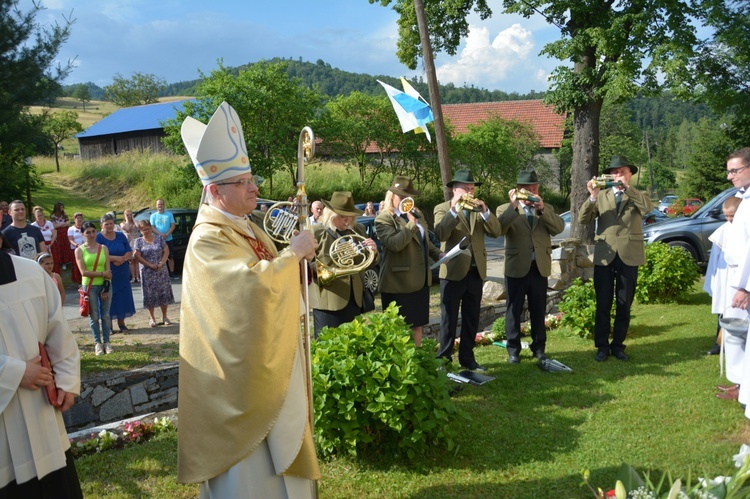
[431,237,471,269]
[447,370,495,386]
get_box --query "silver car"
[642,187,738,264]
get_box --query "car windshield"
[690,188,737,218]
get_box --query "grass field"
[73,285,749,498]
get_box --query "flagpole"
[413,0,452,202]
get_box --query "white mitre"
[181,101,251,186]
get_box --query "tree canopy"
[104,72,166,107]
[0,0,73,202]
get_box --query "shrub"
[636,241,700,304]
[491,316,506,339]
[558,278,598,339]
[311,303,466,459]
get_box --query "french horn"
[591,174,623,189]
[316,233,376,286]
[263,201,302,244]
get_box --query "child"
[37,252,66,303]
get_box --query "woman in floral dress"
[133,219,174,327]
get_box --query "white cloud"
[436,23,539,89]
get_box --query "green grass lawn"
[75,285,748,498]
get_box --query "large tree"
[0,0,73,202]
[104,72,166,107]
[71,83,91,111]
[372,0,699,241]
[680,0,749,145]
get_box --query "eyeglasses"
[216,178,255,188]
[727,165,750,176]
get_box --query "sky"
[30,0,561,94]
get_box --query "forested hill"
[64,58,546,103]
[63,57,713,132]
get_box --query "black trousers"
[0,449,82,499]
[437,267,483,366]
[593,254,638,353]
[505,262,548,357]
[313,290,361,338]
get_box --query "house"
[76,99,195,160]
[442,100,566,155]
[364,99,567,169]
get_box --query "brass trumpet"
[398,196,420,219]
[515,188,540,203]
[316,233,376,286]
[591,174,623,189]
[456,193,483,212]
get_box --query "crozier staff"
[177,101,320,497]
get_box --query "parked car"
[356,215,439,292]
[657,195,678,213]
[134,208,198,273]
[666,198,703,217]
[552,208,669,245]
[642,187,738,264]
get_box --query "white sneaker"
[104,343,114,354]
[95,343,104,356]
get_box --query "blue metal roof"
[76,99,196,138]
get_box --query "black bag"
[362,287,375,313]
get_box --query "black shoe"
[611,350,629,361]
[533,351,548,361]
[507,355,520,364]
[707,344,721,356]
[462,362,487,372]
[595,350,608,362]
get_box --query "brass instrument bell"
[398,197,420,219]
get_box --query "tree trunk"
[413,0,452,201]
[570,48,603,244]
[55,147,60,172]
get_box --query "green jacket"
[433,201,502,281]
[312,223,376,312]
[497,202,565,278]
[374,210,441,294]
[578,186,653,267]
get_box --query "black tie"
[615,191,623,212]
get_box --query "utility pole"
[413,0,452,201]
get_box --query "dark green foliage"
[311,304,465,459]
[636,242,700,304]
[558,278,598,339]
[0,0,73,201]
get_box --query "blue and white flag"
[377,78,434,142]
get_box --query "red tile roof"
[442,100,566,149]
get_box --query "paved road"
[61,235,505,319]
[62,277,183,321]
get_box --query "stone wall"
[64,362,179,432]
[65,240,593,431]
